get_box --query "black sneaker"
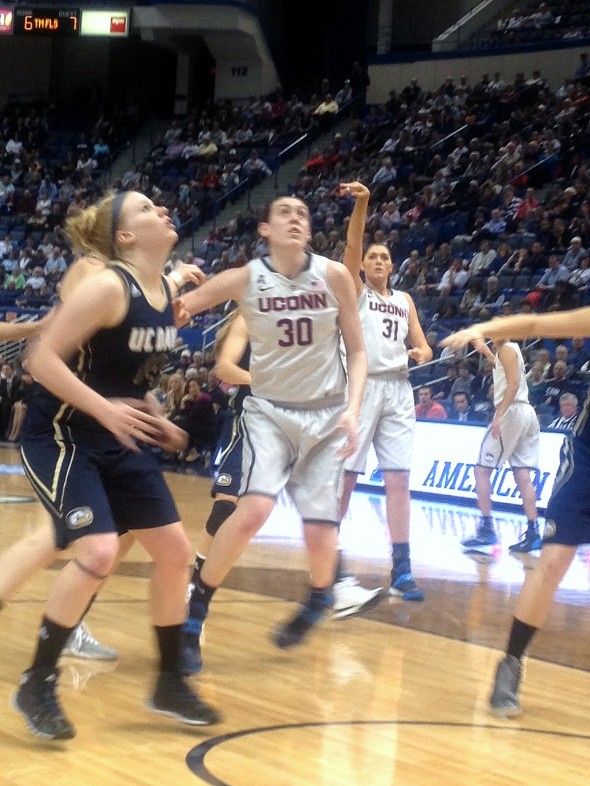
[178,632,203,676]
[13,667,75,740]
[147,671,221,726]
[273,591,333,649]
[509,529,542,553]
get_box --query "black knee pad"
[205,499,237,537]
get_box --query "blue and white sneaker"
[461,528,498,556]
[509,529,542,554]
[389,573,425,601]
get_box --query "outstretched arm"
[179,267,249,322]
[341,181,370,296]
[440,307,590,353]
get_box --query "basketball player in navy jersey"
[442,308,590,717]
[13,191,219,740]
[178,194,367,656]
[338,182,432,600]
[0,233,202,662]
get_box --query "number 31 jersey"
[359,287,410,374]
[240,254,346,405]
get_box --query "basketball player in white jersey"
[339,182,432,600]
[461,339,541,554]
[178,194,367,655]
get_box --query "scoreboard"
[0,7,129,36]
[14,8,80,35]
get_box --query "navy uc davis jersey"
[23,263,177,436]
[239,254,346,405]
[359,287,410,374]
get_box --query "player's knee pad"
[205,499,237,537]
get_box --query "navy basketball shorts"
[21,429,180,550]
[543,435,590,547]
[211,413,243,498]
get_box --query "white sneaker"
[61,622,118,661]
[332,577,384,619]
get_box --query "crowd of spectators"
[2,58,590,456]
[475,1,590,49]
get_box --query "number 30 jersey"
[240,254,346,406]
[359,287,410,374]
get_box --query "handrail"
[429,123,469,151]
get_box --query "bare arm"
[214,314,252,386]
[404,293,433,365]
[328,261,367,458]
[0,314,51,341]
[440,307,590,353]
[180,267,250,319]
[341,181,370,296]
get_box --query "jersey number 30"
[277,317,313,346]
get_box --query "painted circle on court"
[186,720,590,785]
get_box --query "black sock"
[507,616,538,660]
[155,624,183,673]
[184,576,216,635]
[527,520,539,533]
[189,554,206,589]
[480,516,494,530]
[392,543,411,577]
[31,616,77,671]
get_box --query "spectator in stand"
[196,133,218,160]
[0,362,21,438]
[459,278,483,317]
[3,268,25,292]
[242,151,271,184]
[436,257,468,297]
[562,236,586,271]
[548,393,579,432]
[526,360,548,408]
[415,385,447,420]
[371,158,397,200]
[43,246,67,278]
[470,275,505,319]
[498,247,530,277]
[312,93,339,130]
[335,80,353,108]
[569,337,590,378]
[76,151,97,177]
[544,360,572,415]
[449,360,475,401]
[477,208,507,241]
[469,239,497,275]
[448,391,479,423]
[514,188,540,222]
[535,253,569,293]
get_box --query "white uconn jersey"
[360,287,410,374]
[493,341,529,407]
[240,254,346,405]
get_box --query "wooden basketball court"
[1,447,589,785]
